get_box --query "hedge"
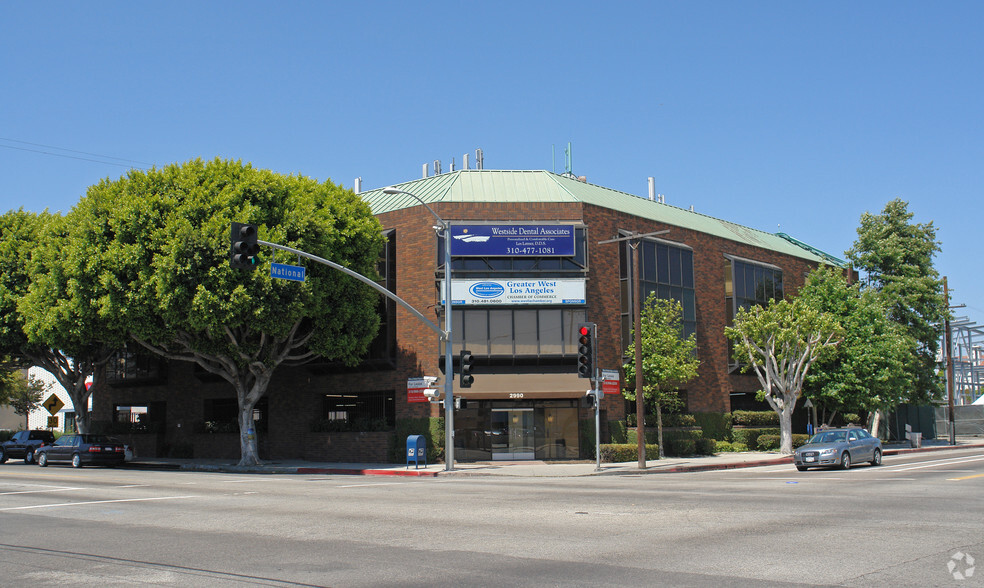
[391,417,443,463]
[731,410,779,426]
[714,440,748,452]
[693,412,732,441]
[600,443,659,462]
[756,434,810,451]
[731,427,780,449]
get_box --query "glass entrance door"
[490,408,535,460]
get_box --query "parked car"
[0,430,56,464]
[794,427,882,471]
[35,434,126,468]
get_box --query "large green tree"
[622,294,700,458]
[79,158,385,465]
[726,298,841,454]
[798,266,917,432]
[0,209,117,433]
[846,199,946,409]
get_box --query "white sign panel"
[441,279,586,306]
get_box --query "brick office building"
[93,169,846,462]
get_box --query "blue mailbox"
[406,435,427,469]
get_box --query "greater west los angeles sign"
[449,224,575,257]
[441,278,586,306]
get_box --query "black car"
[36,434,126,468]
[0,430,56,464]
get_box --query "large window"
[444,308,586,359]
[725,256,784,370]
[619,237,696,350]
[107,348,164,384]
[322,390,395,429]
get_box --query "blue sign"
[270,263,306,282]
[449,224,575,257]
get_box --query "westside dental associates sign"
[441,278,586,306]
[449,224,575,257]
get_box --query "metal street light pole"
[383,187,455,470]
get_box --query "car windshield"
[809,431,847,444]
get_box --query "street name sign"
[270,263,306,282]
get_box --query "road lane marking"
[0,487,84,496]
[886,455,984,472]
[0,495,197,512]
[948,473,984,481]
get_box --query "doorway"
[490,408,534,460]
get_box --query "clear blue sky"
[2,1,981,325]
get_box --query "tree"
[622,294,700,458]
[0,209,115,433]
[798,267,917,432]
[82,159,386,465]
[846,199,946,411]
[726,298,841,454]
[4,371,48,430]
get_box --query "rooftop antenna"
[564,142,572,175]
[475,148,484,170]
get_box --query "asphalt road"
[0,448,982,587]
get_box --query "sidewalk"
[123,437,984,478]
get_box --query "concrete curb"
[120,441,984,477]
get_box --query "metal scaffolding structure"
[946,317,984,406]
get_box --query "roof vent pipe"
[422,163,429,178]
[354,177,362,194]
[648,177,655,201]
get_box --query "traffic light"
[577,322,596,379]
[459,349,474,388]
[230,222,259,270]
[585,389,597,408]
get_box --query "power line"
[0,137,154,169]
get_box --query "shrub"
[693,412,732,441]
[661,413,698,428]
[662,430,715,456]
[0,430,13,443]
[757,434,810,451]
[731,428,780,449]
[732,410,779,427]
[391,417,443,463]
[600,443,659,463]
[608,420,628,444]
[626,427,659,445]
[714,440,748,453]
[695,437,716,455]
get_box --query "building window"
[366,229,397,365]
[444,308,587,359]
[725,256,784,370]
[107,348,164,384]
[322,390,395,429]
[619,237,696,351]
[202,397,268,434]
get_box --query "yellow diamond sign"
[43,394,65,416]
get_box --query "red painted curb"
[295,467,439,477]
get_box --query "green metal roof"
[359,170,848,267]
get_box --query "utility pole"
[599,229,670,469]
[944,277,956,446]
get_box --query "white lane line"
[0,495,198,512]
[0,487,84,496]
[887,455,984,472]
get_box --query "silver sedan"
[793,427,883,471]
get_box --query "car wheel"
[870,448,882,467]
[38,452,48,467]
[72,453,83,468]
[24,449,34,464]
[796,466,808,472]
[840,452,851,470]
[0,447,7,464]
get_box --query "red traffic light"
[579,325,590,337]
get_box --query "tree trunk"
[656,402,665,459]
[779,401,796,454]
[238,399,260,466]
[869,409,884,439]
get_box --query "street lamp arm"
[382,187,448,229]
